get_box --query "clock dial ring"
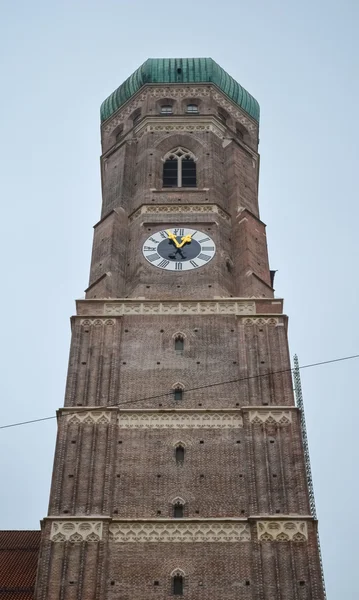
[142,227,216,271]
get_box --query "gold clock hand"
[166,230,181,248]
[178,234,192,248]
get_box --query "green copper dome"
[100,58,259,123]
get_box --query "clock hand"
[177,234,192,248]
[166,230,181,248]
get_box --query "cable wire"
[1,352,358,431]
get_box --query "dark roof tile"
[0,531,40,600]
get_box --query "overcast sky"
[0,1,358,597]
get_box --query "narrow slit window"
[175,446,184,464]
[175,337,184,353]
[173,575,183,595]
[174,503,184,518]
[174,388,183,401]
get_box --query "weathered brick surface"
[34,80,325,599]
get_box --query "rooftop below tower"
[100,58,260,123]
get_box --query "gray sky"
[1,1,358,597]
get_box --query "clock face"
[142,227,216,271]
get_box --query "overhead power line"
[1,352,358,431]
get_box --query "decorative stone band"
[62,408,296,427]
[103,300,256,316]
[66,411,112,425]
[108,521,250,543]
[80,318,115,327]
[243,317,279,326]
[103,85,256,137]
[50,521,103,542]
[48,518,308,543]
[117,410,243,429]
[257,520,308,542]
[248,410,292,425]
[134,119,228,142]
[129,203,230,223]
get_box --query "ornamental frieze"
[129,203,230,223]
[80,318,115,327]
[50,520,103,542]
[136,121,225,141]
[257,520,308,542]
[104,300,255,316]
[118,411,243,429]
[243,317,279,326]
[248,410,292,425]
[109,521,250,542]
[66,411,112,425]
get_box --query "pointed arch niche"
[172,497,185,518]
[174,442,185,465]
[172,382,184,402]
[173,332,186,354]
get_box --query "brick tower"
[34,58,325,600]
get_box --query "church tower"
[34,58,325,599]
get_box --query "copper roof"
[0,531,40,599]
[100,58,260,123]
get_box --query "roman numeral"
[158,259,170,268]
[144,246,156,251]
[201,246,214,251]
[147,253,160,262]
[198,253,211,262]
[149,237,159,244]
[198,237,210,243]
[173,228,184,236]
[175,262,183,270]
[190,260,199,268]
[159,231,168,239]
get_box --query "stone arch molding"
[172,496,186,506]
[172,331,186,340]
[154,133,205,156]
[172,381,185,391]
[174,440,186,449]
[170,568,186,577]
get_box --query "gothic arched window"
[163,148,197,188]
[172,382,184,402]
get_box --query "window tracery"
[163,147,197,188]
